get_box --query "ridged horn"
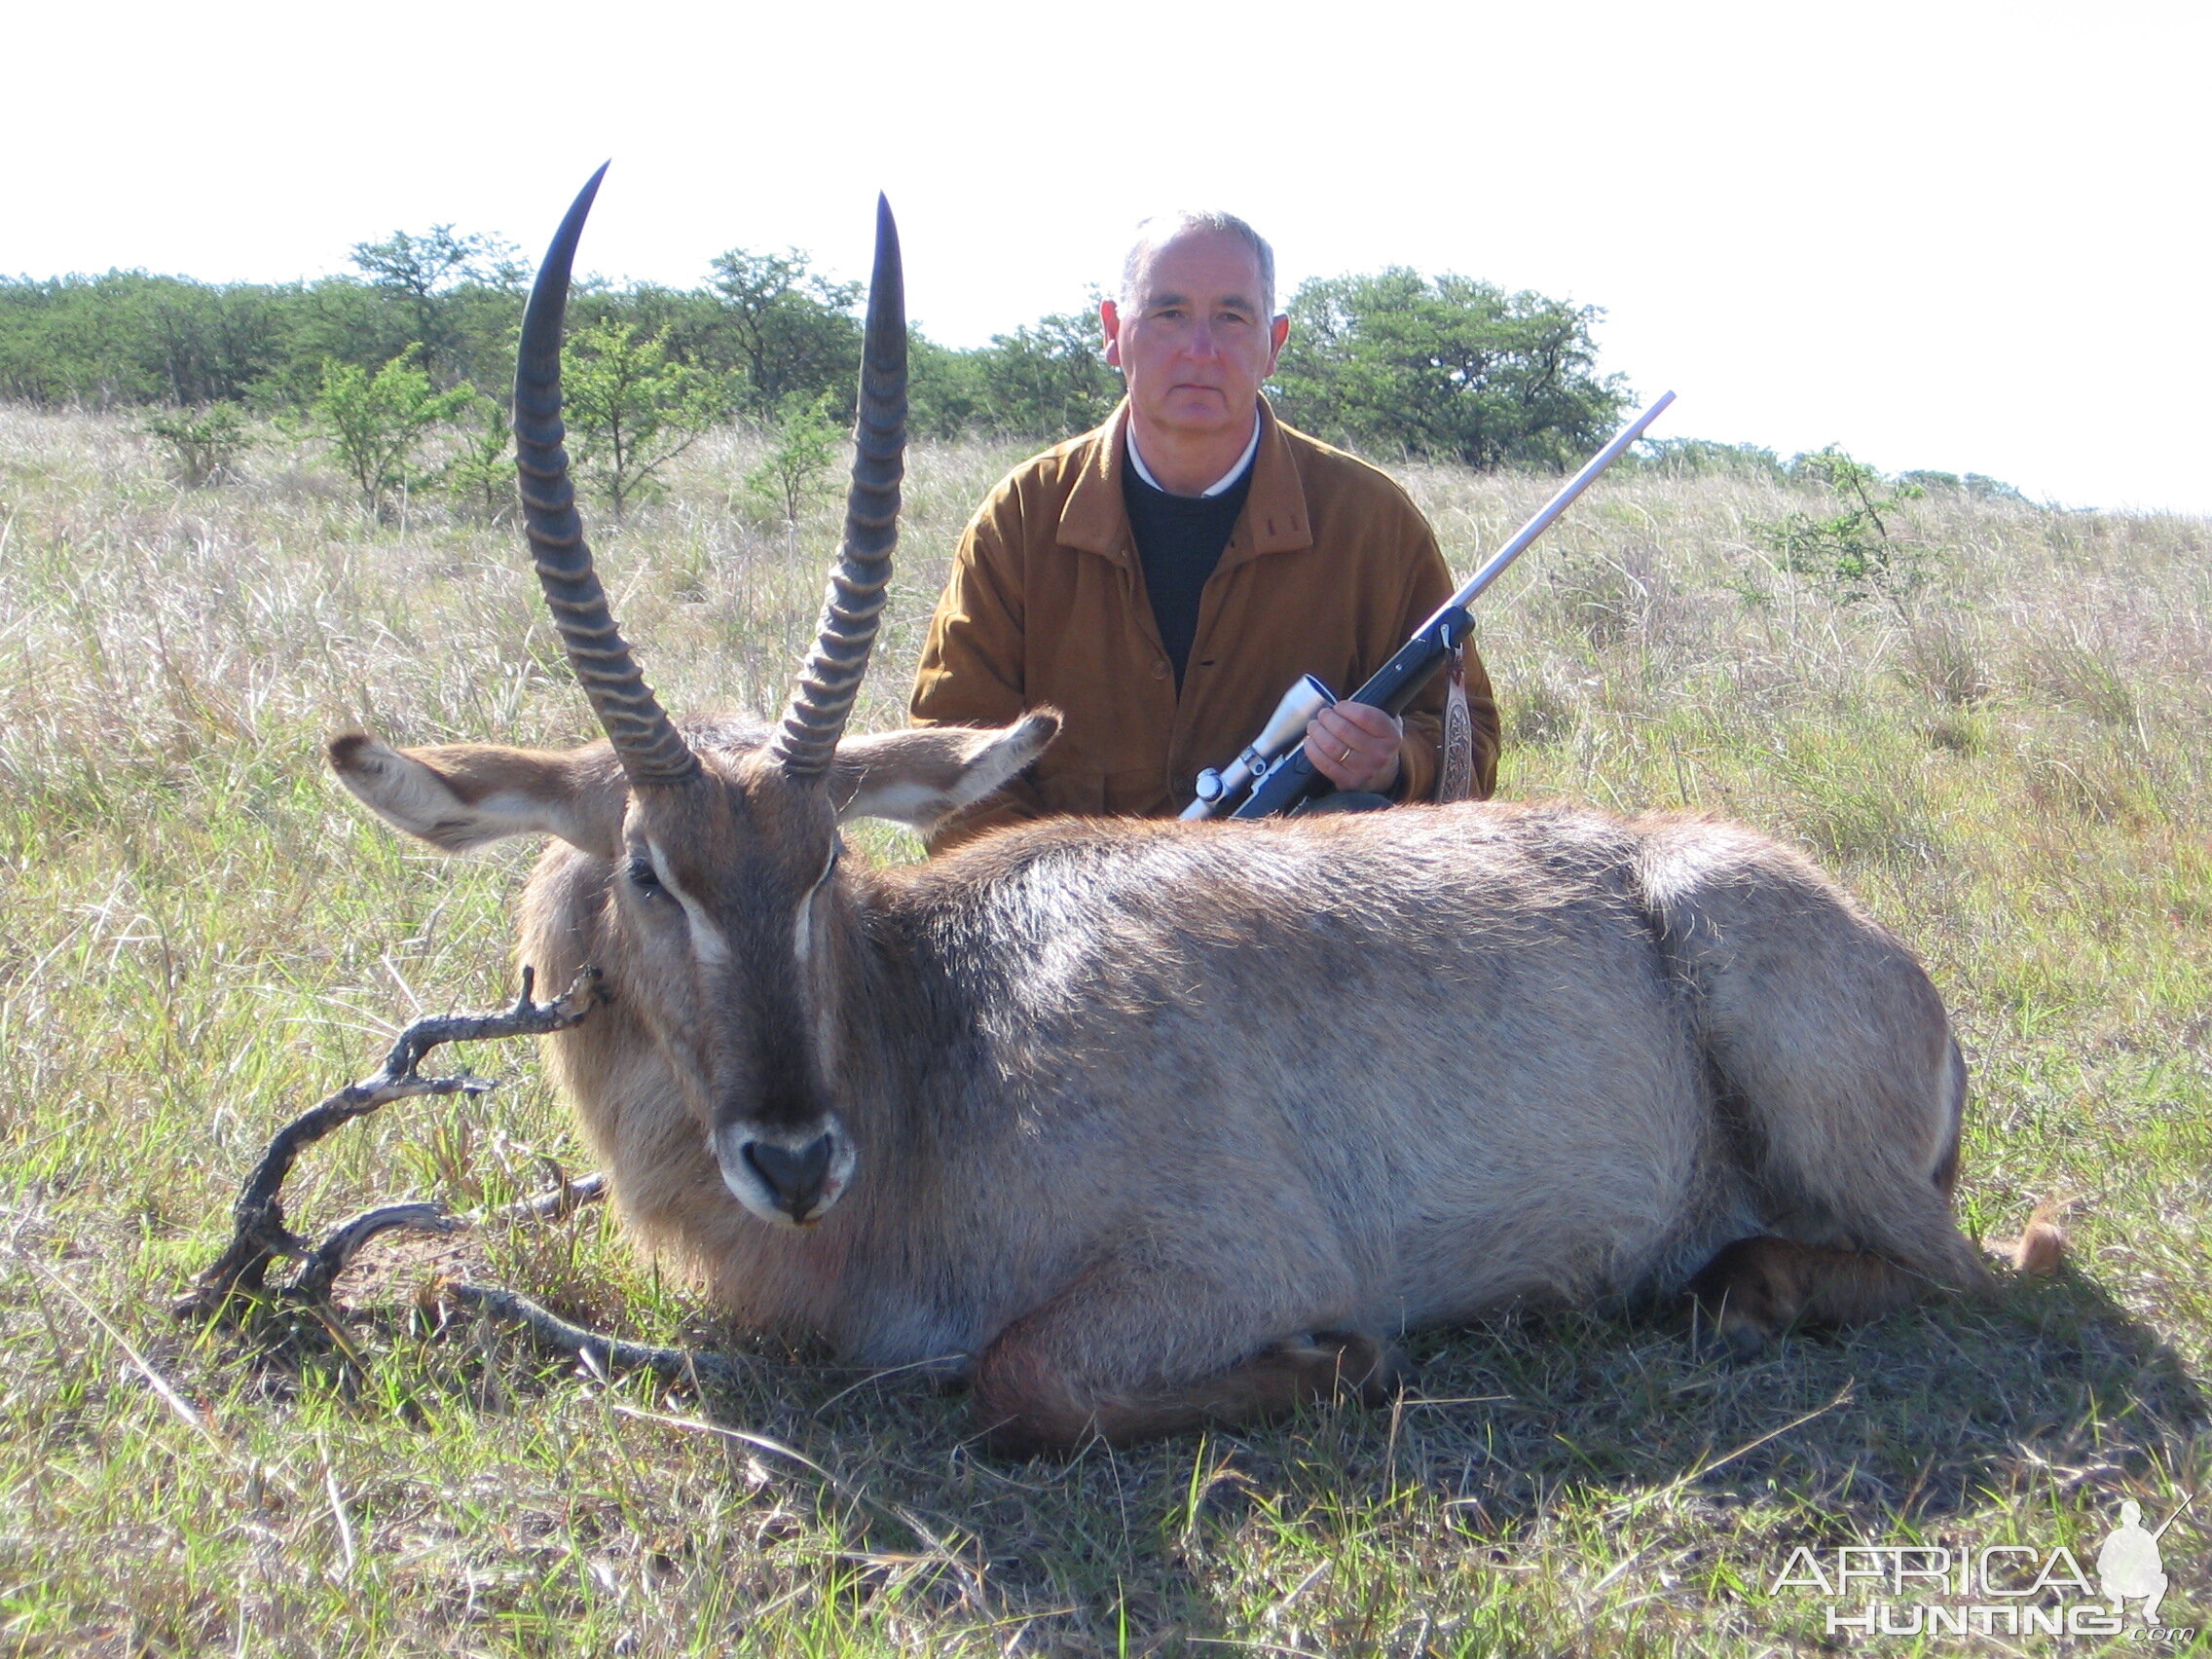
[769,195,907,784]
[514,165,699,788]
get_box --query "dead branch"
[494,1167,609,1225]
[180,966,749,1396]
[285,1202,462,1303]
[176,965,603,1320]
[281,1171,611,1304]
[443,1281,748,1391]
[179,969,747,1394]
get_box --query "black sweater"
[1122,460,1255,688]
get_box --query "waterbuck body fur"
[331,173,1990,1454]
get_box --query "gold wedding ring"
[1339,744,1354,764]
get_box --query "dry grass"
[0,407,2207,1655]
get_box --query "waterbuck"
[331,172,1996,1454]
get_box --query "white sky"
[8,0,2207,513]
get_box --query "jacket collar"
[1056,396,1313,567]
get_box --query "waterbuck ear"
[328,730,624,859]
[830,713,1060,828]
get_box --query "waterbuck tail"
[769,195,907,784]
[514,164,700,789]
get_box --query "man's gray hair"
[1120,210,1278,321]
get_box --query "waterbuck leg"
[1686,1235,1938,1360]
[977,1325,1400,1457]
[971,1260,1397,1456]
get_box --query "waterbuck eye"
[626,856,666,897]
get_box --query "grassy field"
[0,405,2206,1656]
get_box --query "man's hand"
[1305,701,1402,795]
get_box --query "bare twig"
[492,1168,609,1224]
[442,1281,747,1392]
[176,965,603,1320]
[179,965,750,1398]
[285,1202,463,1303]
[283,1169,614,1305]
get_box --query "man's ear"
[328,730,624,859]
[1100,297,1124,370]
[830,713,1060,829]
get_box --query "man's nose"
[1181,319,1220,359]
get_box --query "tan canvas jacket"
[909,398,1499,852]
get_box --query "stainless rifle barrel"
[1426,389,1677,625]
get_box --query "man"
[909,210,1499,852]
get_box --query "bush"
[1637,438,1787,483]
[905,313,1123,442]
[706,248,863,418]
[1899,468,2027,502]
[966,309,1122,439]
[744,391,844,530]
[560,320,729,519]
[1757,447,1927,609]
[142,403,252,486]
[309,346,477,520]
[439,395,514,522]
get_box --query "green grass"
[0,408,2206,1655]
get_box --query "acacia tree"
[349,226,525,385]
[706,248,862,416]
[970,308,1121,438]
[1270,270,1627,469]
[560,320,728,519]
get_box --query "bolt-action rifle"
[1181,391,1677,821]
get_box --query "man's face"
[1102,228,1289,439]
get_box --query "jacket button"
[1152,660,1169,679]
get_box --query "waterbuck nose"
[744,1133,836,1223]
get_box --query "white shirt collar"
[1125,410,1262,498]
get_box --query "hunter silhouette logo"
[1770,1493,2195,1640]
[2098,1496,2191,1625]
